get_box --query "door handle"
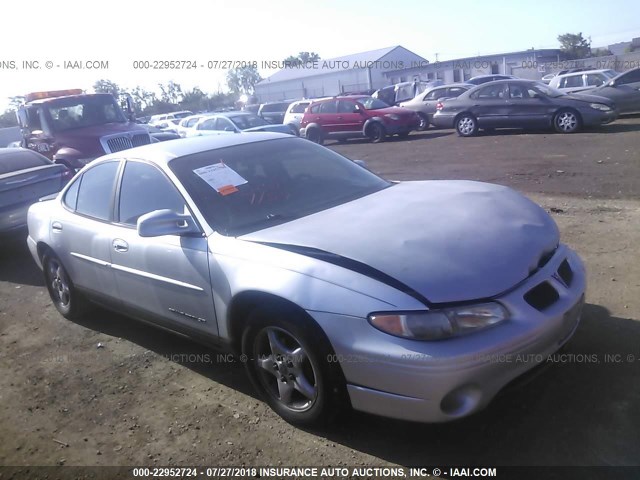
[112,239,129,253]
[52,221,63,232]
[337,116,343,119]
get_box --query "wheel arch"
[362,117,385,134]
[454,111,476,124]
[227,290,324,355]
[36,241,54,262]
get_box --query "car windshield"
[356,97,391,110]
[533,83,566,98]
[228,114,269,130]
[169,137,390,236]
[46,95,127,132]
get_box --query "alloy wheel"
[253,327,318,412]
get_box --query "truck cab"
[17,89,151,169]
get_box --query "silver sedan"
[27,133,586,425]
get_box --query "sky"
[1,0,639,110]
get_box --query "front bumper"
[310,244,586,422]
[582,108,618,126]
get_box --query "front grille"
[103,133,151,153]
[132,134,151,147]
[524,282,559,311]
[107,136,133,153]
[557,259,574,287]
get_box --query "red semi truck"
[16,89,150,169]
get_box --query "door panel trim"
[70,251,204,292]
[110,264,204,292]
[70,252,111,267]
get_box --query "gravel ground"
[1,118,639,471]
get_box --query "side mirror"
[137,209,200,237]
[607,79,616,87]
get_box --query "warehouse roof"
[257,46,427,85]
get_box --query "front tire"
[367,122,386,143]
[43,252,89,319]
[456,114,478,137]
[242,307,346,426]
[554,109,581,133]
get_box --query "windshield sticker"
[193,162,247,195]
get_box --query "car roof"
[554,69,615,78]
[426,83,473,91]
[0,147,49,160]
[469,74,515,79]
[97,133,292,167]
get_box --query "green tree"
[129,86,157,112]
[0,110,18,128]
[93,79,122,96]
[226,65,262,95]
[8,96,26,109]
[180,87,208,112]
[557,32,592,59]
[158,81,183,104]
[283,51,321,66]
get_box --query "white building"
[255,46,428,102]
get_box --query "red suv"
[299,96,420,144]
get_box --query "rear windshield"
[261,103,290,113]
[0,150,51,174]
[290,102,310,114]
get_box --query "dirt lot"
[1,118,639,470]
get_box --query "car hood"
[54,122,147,140]
[565,92,616,106]
[243,124,292,134]
[241,181,559,304]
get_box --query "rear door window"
[318,101,338,114]
[75,161,120,220]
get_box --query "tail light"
[436,102,444,111]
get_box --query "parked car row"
[400,68,640,137]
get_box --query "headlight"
[384,114,400,121]
[368,302,508,340]
[590,103,611,111]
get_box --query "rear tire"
[242,306,347,426]
[456,114,478,137]
[554,109,581,133]
[43,252,90,320]
[306,128,324,145]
